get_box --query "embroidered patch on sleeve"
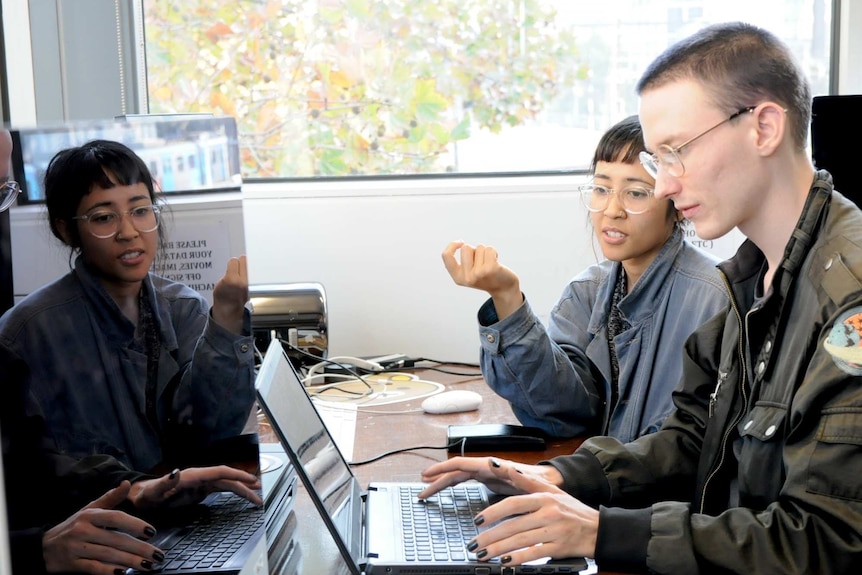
[824,308,862,375]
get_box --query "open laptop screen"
[255,340,363,568]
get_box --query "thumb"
[85,480,132,510]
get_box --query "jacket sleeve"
[478,283,603,438]
[555,306,862,574]
[168,293,256,451]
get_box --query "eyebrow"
[83,194,151,213]
[593,173,653,187]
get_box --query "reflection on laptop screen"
[0,426,10,575]
[255,341,358,557]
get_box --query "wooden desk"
[260,368,597,575]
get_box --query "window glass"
[142,0,832,179]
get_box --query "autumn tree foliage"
[144,0,584,177]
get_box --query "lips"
[119,250,145,264]
[601,227,627,244]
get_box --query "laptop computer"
[125,403,299,574]
[255,338,588,575]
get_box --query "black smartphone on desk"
[446,423,548,452]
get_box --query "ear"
[753,102,786,157]
[55,218,74,245]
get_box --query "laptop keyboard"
[401,484,486,562]
[154,492,263,571]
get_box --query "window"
[141,0,833,179]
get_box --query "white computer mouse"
[421,390,483,414]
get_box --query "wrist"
[489,288,523,320]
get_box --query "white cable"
[306,355,385,379]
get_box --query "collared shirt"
[0,256,255,472]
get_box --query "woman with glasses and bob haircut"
[442,115,728,440]
[0,139,255,474]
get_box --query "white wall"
[241,177,744,363]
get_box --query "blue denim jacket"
[477,228,728,440]
[0,256,255,472]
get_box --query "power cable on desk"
[349,438,468,466]
[378,357,481,377]
[278,339,376,397]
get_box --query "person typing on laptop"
[0,131,262,574]
[418,22,862,574]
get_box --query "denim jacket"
[477,227,728,440]
[0,256,255,472]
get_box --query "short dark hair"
[590,115,645,173]
[44,139,166,254]
[636,21,811,151]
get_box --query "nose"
[115,212,139,239]
[652,170,681,201]
[602,191,627,217]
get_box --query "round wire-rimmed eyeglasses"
[0,181,22,212]
[578,183,655,215]
[639,106,756,178]
[72,205,161,239]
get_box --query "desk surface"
[259,367,607,575]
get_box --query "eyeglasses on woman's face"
[578,183,655,215]
[73,205,161,239]
[0,181,21,212]
[639,106,756,178]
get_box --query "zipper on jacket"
[699,270,750,514]
[709,371,728,418]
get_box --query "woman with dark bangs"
[443,116,728,440]
[0,139,255,473]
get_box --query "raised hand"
[441,241,523,320]
[42,481,164,574]
[211,255,249,334]
[127,465,262,509]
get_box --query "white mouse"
[421,390,483,414]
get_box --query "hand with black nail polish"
[128,464,262,510]
[41,481,166,574]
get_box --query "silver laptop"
[255,339,587,575]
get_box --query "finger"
[75,530,164,572]
[442,241,465,277]
[147,468,183,502]
[237,254,248,283]
[84,481,132,511]
[417,471,476,500]
[184,465,260,485]
[420,457,478,482]
[213,480,263,506]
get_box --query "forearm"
[177,311,255,438]
[479,298,601,438]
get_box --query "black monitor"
[811,95,862,206]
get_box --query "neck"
[740,154,816,293]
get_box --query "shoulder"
[570,259,614,288]
[670,241,725,291]
[0,273,82,325]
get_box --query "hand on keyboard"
[128,465,263,510]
